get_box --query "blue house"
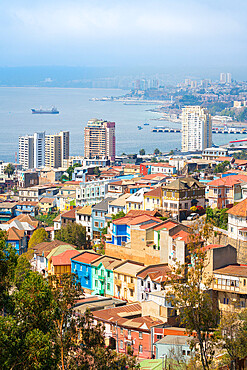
[155,335,193,361]
[71,251,100,291]
[91,197,114,240]
[0,202,17,223]
[7,226,27,255]
[16,201,38,217]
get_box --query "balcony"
[115,279,122,287]
[128,282,135,290]
[213,283,240,293]
[98,275,105,281]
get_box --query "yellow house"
[49,249,83,276]
[113,260,144,302]
[143,187,162,211]
[213,264,247,312]
[38,197,56,213]
[46,244,76,274]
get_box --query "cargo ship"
[31,106,59,114]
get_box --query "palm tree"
[4,163,15,178]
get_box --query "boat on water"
[31,106,59,114]
[143,123,149,126]
[137,125,143,130]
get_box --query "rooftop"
[51,249,84,266]
[71,250,101,264]
[227,198,247,217]
[114,260,144,276]
[214,264,247,277]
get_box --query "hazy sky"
[1,0,247,72]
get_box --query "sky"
[1,0,247,76]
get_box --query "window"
[147,198,149,203]
[128,330,131,338]
[244,279,246,286]
[187,350,190,355]
[80,265,82,271]
[124,275,127,282]
[86,267,88,273]
[130,277,133,283]
[154,283,157,290]
[141,280,144,286]
[223,298,229,305]
[107,271,110,278]
[139,345,143,353]
[139,332,143,339]
[214,188,217,194]
[120,340,123,349]
[94,221,99,227]
[157,335,162,340]
[121,327,123,335]
[107,283,110,290]
[95,280,98,287]
[182,350,186,356]
[95,211,98,216]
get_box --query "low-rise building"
[76,179,109,207]
[49,249,83,276]
[91,197,114,239]
[213,264,247,312]
[71,251,101,292]
[227,199,247,241]
[143,187,162,212]
[75,205,92,239]
[6,226,27,255]
[126,188,150,212]
[113,260,144,302]
[93,303,164,359]
[202,147,228,160]
[207,175,247,209]
[108,193,130,215]
[162,177,205,220]
[38,197,56,213]
[0,202,17,223]
[15,201,38,217]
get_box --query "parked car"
[187,212,199,221]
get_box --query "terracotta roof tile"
[51,249,83,266]
[227,198,247,217]
[144,187,162,198]
[214,264,247,277]
[7,226,25,241]
[71,251,101,264]
[208,175,247,187]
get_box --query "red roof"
[172,230,190,243]
[144,187,162,198]
[208,175,247,187]
[139,221,160,230]
[71,251,101,264]
[142,174,167,180]
[61,206,82,219]
[153,220,178,231]
[51,249,82,266]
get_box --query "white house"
[227,199,247,241]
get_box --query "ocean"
[0,87,243,163]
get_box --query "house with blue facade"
[155,335,193,361]
[7,226,27,255]
[71,251,100,292]
[91,197,114,240]
[0,202,17,223]
[16,201,38,217]
[91,255,122,296]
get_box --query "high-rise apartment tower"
[45,131,69,168]
[84,119,115,161]
[181,106,212,152]
[19,132,45,170]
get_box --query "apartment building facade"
[84,118,116,161]
[181,106,212,152]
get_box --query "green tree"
[139,148,145,155]
[60,174,69,182]
[215,310,247,370]
[169,221,218,370]
[0,230,18,313]
[36,211,59,227]
[55,222,87,248]
[93,167,101,177]
[214,160,230,173]
[154,148,160,155]
[206,207,228,230]
[112,210,126,220]
[28,228,48,250]
[4,163,15,178]
[66,163,81,181]
[14,254,32,290]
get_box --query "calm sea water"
[0,87,243,162]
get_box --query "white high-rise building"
[181,106,212,152]
[227,73,232,84]
[220,73,227,84]
[19,135,34,170]
[33,132,45,168]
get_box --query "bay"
[0,87,243,163]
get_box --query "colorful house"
[143,187,162,212]
[113,260,144,302]
[91,197,114,240]
[38,197,56,213]
[49,249,83,276]
[91,255,122,296]
[7,226,27,255]
[47,244,77,274]
[71,251,101,292]
[15,201,38,217]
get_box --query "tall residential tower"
[181,106,212,153]
[19,132,45,170]
[45,131,69,168]
[84,119,115,161]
